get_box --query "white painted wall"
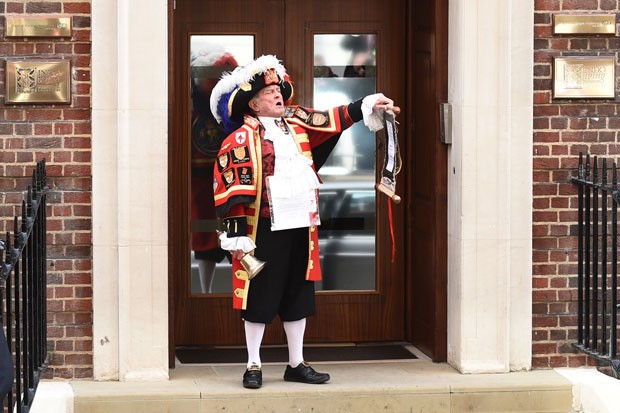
[447,0,534,373]
[92,0,169,381]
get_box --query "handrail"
[572,153,620,378]
[0,160,49,412]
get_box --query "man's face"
[249,85,285,118]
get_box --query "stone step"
[65,360,573,413]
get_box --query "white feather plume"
[210,55,287,123]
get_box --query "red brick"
[66,135,94,152]
[74,340,92,352]
[64,2,91,13]
[73,29,91,42]
[55,340,74,352]
[26,2,62,13]
[533,264,556,275]
[535,0,561,10]
[64,273,92,285]
[534,105,560,116]
[533,343,558,354]
[65,353,92,365]
[54,286,74,299]
[26,109,63,121]
[532,315,558,327]
[63,109,90,121]
[6,2,24,13]
[65,325,92,338]
[55,43,73,54]
[561,0,598,9]
[15,43,35,54]
[533,198,550,209]
[34,124,53,135]
[74,43,91,54]
[35,43,54,54]
[64,165,91,176]
[533,157,559,169]
[532,356,550,369]
[74,313,92,325]
[534,25,553,38]
[64,192,91,203]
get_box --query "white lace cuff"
[361,93,386,132]
[218,233,256,253]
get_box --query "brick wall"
[0,1,92,379]
[533,0,620,370]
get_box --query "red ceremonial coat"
[213,104,356,309]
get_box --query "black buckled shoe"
[243,364,262,389]
[284,362,330,384]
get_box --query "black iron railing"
[0,160,48,412]
[572,153,620,378]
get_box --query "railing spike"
[4,232,10,264]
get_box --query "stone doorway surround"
[90,0,533,380]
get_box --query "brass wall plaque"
[553,56,615,99]
[5,60,71,104]
[5,16,72,38]
[554,14,617,35]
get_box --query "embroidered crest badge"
[264,68,279,85]
[239,167,253,185]
[223,169,236,188]
[218,153,230,171]
[232,146,250,163]
[294,107,310,122]
[235,131,247,144]
[310,112,328,127]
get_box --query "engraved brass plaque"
[5,61,71,104]
[554,14,617,35]
[5,16,72,38]
[553,56,615,99]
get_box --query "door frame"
[404,0,449,361]
[167,0,450,365]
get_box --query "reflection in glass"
[189,35,253,294]
[313,34,377,291]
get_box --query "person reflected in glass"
[189,49,238,293]
[341,34,376,78]
[210,55,398,389]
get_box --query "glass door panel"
[189,35,253,294]
[313,34,377,291]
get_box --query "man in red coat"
[210,55,396,389]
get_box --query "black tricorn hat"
[210,55,294,133]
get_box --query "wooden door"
[169,0,447,359]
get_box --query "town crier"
[210,54,397,389]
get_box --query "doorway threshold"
[175,341,428,365]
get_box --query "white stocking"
[283,318,306,367]
[244,320,265,368]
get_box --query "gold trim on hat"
[228,87,240,119]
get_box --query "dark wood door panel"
[171,0,410,347]
[407,0,448,361]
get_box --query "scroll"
[375,110,401,203]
